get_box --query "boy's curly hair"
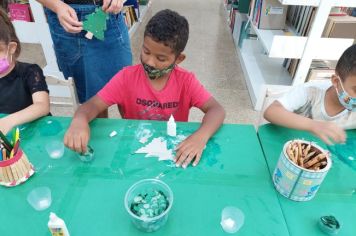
[144,9,189,56]
[336,44,356,81]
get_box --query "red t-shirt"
[97,64,211,121]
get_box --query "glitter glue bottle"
[167,115,176,137]
[48,212,70,236]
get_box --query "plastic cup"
[27,187,52,211]
[220,206,245,234]
[77,145,95,162]
[45,141,64,159]
[124,179,173,232]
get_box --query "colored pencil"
[0,131,13,150]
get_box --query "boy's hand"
[64,118,90,153]
[0,117,14,135]
[55,1,83,33]
[310,120,346,145]
[174,132,208,168]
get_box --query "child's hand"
[64,119,90,153]
[174,133,208,168]
[309,120,346,145]
[0,117,14,135]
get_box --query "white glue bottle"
[167,115,176,137]
[48,212,70,236]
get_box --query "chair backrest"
[46,77,79,111]
[12,0,79,111]
[256,85,293,129]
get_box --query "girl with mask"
[264,44,356,145]
[0,9,50,134]
[63,9,225,169]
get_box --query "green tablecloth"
[0,116,289,236]
[258,124,356,236]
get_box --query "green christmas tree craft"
[83,8,108,41]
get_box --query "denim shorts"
[45,5,132,103]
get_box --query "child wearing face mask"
[63,9,225,168]
[0,9,50,134]
[264,44,356,145]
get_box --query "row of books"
[287,5,316,37]
[284,5,316,78]
[225,1,250,33]
[286,12,356,78]
[122,5,138,30]
[306,60,335,81]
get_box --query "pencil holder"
[272,140,331,201]
[0,148,35,187]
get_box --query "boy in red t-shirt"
[64,9,226,168]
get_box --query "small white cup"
[46,141,65,159]
[27,187,52,211]
[220,206,245,234]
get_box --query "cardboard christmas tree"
[83,8,108,41]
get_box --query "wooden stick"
[298,142,302,159]
[294,145,299,164]
[2,167,10,183]
[17,158,28,177]
[303,151,316,164]
[5,166,14,183]
[10,164,19,181]
[21,154,31,171]
[0,167,4,182]
[305,153,326,168]
[303,143,311,157]
[310,160,327,170]
[15,160,25,179]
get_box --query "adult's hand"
[102,0,125,14]
[55,1,83,33]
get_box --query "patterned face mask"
[142,61,175,80]
[335,76,356,112]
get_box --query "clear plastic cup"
[77,145,95,162]
[124,179,173,232]
[220,206,245,234]
[45,141,65,159]
[27,187,52,211]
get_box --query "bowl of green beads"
[124,179,173,232]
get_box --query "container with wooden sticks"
[272,140,332,201]
[0,148,35,187]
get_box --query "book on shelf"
[306,68,335,81]
[322,15,356,42]
[250,0,287,30]
[329,7,350,16]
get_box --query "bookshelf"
[227,0,356,110]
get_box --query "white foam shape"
[137,128,153,144]
[109,131,117,137]
[135,137,174,161]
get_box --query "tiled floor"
[18,0,259,125]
